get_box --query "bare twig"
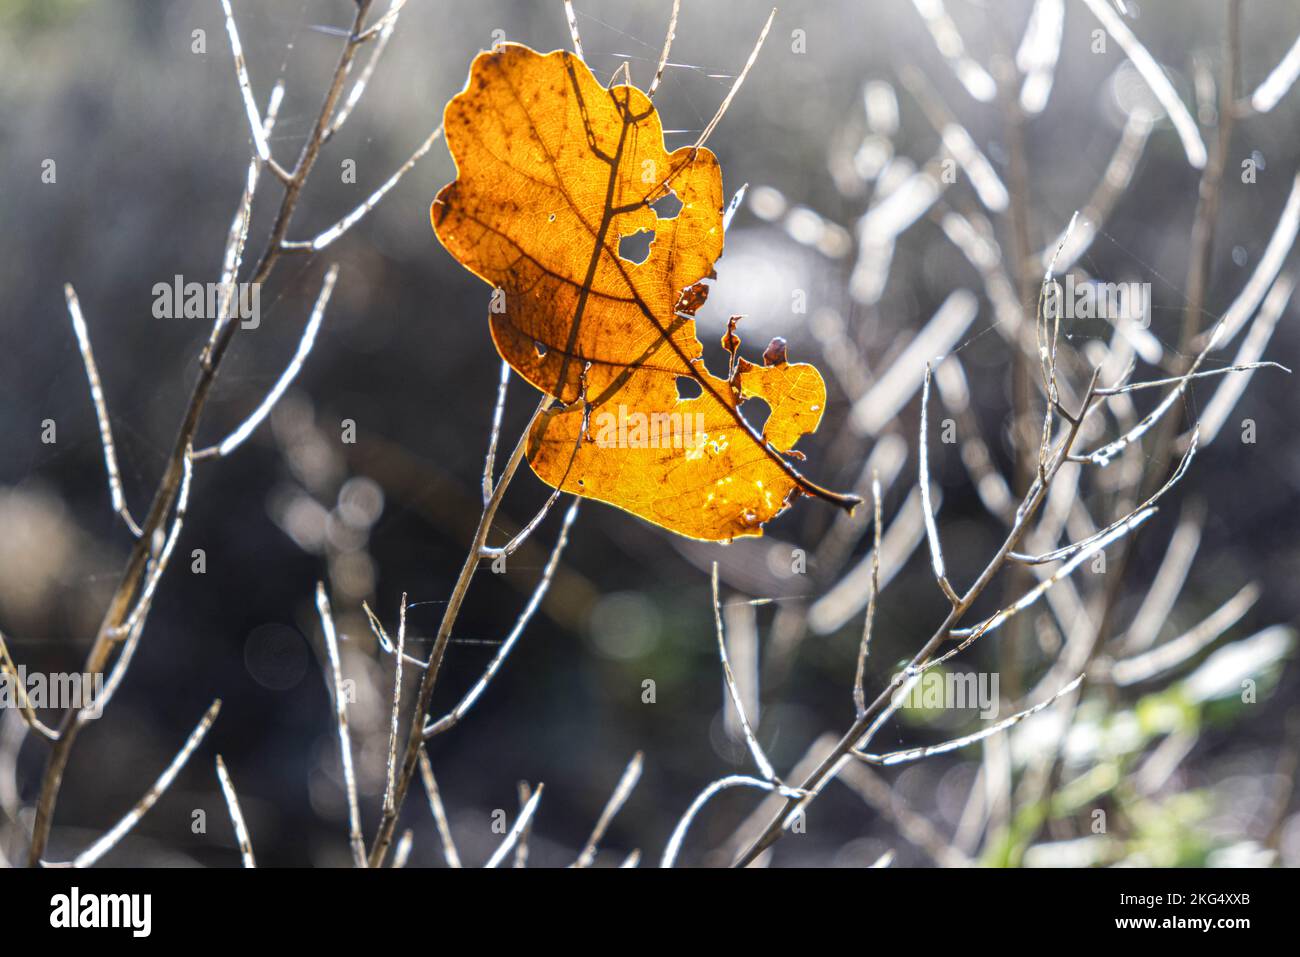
[919,365,960,605]
[327,1,401,139]
[852,475,883,716]
[484,784,543,868]
[711,564,778,782]
[907,0,996,102]
[693,8,775,152]
[66,701,220,868]
[392,829,414,868]
[0,630,59,741]
[382,594,408,817]
[574,752,643,868]
[108,445,194,642]
[481,359,510,504]
[563,0,585,61]
[854,674,1084,766]
[282,126,444,252]
[355,0,408,43]
[424,499,578,738]
[196,264,339,459]
[1110,583,1259,686]
[417,750,461,868]
[514,781,534,868]
[218,0,272,165]
[1079,0,1207,168]
[664,775,801,868]
[368,397,550,867]
[316,583,366,867]
[215,754,256,868]
[647,0,680,97]
[1247,32,1300,113]
[65,283,141,537]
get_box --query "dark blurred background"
[1,0,1298,867]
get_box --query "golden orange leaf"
[432,43,856,541]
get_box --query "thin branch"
[1016,0,1064,114]
[68,700,220,868]
[0,629,59,741]
[1110,583,1259,686]
[1079,0,1207,168]
[647,0,680,97]
[282,127,444,251]
[711,564,778,782]
[1116,501,1204,655]
[1199,278,1294,443]
[484,784,543,868]
[851,289,979,436]
[363,601,428,669]
[418,750,461,868]
[65,283,141,537]
[836,759,971,867]
[574,752,643,868]
[215,754,256,868]
[693,8,775,152]
[482,359,510,504]
[854,674,1084,766]
[196,264,339,459]
[479,486,564,559]
[391,829,414,868]
[1248,32,1300,113]
[514,781,534,868]
[355,0,408,43]
[382,594,407,817]
[89,615,146,720]
[327,1,401,138]
[1093,361,1289,396]
[663,776,801,868]
[207,83,281,357]
[109,445,194,641]
[907,0,996,102]
[370,396,552,867]
[853,474,883,717]
[945,509,1156,654]
[1198,172,1300,351]
[1018,427,1200,564]
[218,0,272,164]
[810,483,933,635]
[1037,111,1152,272]
[919,364,959,605]
[563,0,585,61]
[316,583,366,867]
[424,499,578,738]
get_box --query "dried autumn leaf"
[432,43,855,541]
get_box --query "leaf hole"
[618,230,654,264]
[741,397,771,436]
[534,339,548,357]
[651,190,683,220]
[676,377,703,400]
